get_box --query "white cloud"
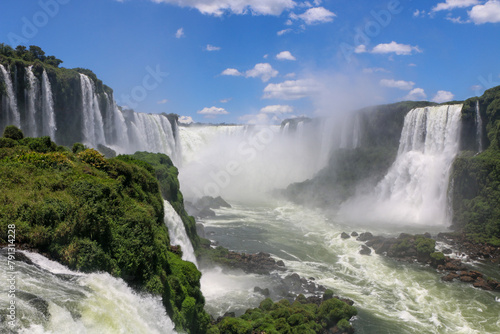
[197,106,229,118]
[151,0,296,16]
[206,44,221,51]
[245,63,278,82]
[469,0,500,24]
[277,28,292,36]
[220,98,232,103]
[221,68,243,76]
[175,27,185,38]
[380,79,415,90]
[157,99,169,104]
[432,90,455,103]
[263,79,319,100]
[354,45,367,54]
[276,51,296,61]
[371,41,422,55]
[178,115,194,124]
[403,88,427,101]
[260,104,294,114]
[433,0,479,12]
[284,72,296,78]
[294,7,336,24]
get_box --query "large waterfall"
[0,64,20,128]
[41,70,56,139]
[25,66,38,136]
[339,105,462,226]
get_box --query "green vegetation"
[0,128,209,333]
[116,152,203,251]
[450,86,500,246]
[209,292,357,334]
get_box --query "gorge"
[1,48,500,333]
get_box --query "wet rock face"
[340,232,350,239]
[359,245,372,255]
[356,232,374,242]
[186,196,232,219]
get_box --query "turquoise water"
[199,200,500,334]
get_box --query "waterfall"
[163,200,198,266]
[0,64,21,127]
[340,113,361,149]
[41,70,56,139]
[25,66,39,137]
[0,250,177,333]
[339,105,462,226]
[125,112,179,162]
[475,100,483,152]
[79,73,106,147]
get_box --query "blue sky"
[1,0,500,123]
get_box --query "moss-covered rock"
[210,294,356,334]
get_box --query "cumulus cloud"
[432,90,455,103]
[150,0,296,16]
[178,115,194,124]
[197,106,229,118]
[354,45,367,54]
[276,51,296,60]
[292,7,336,24]
[433,0,480,12]
[175,27,185,38]
[263,79,319,100]
[245,63,278,82]
[380,79,415,90]
[371,41,422,55]
[220,98,232,103]
[206,44,221,51]
[403,88,427,101]
[469,0,500,24]
[221,68,243,76]
[260,105,294,114]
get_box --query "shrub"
[3,125,24,140]
[0,137,17,148]
[77,148,108,170]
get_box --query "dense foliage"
[0,128,209,333]
[117,152,203,251]
[450,86,500,246]
[209,292,357,334]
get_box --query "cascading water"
[79,74,106,147]
[24,66,38,136]
[163,200,198,265]
[340,113,361,149]
[0,64,21,127]
[339,105,462,226]
[0,250,177,333]
[126,113,179,163]
[41,70,56,139]
[475,100,483,152]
